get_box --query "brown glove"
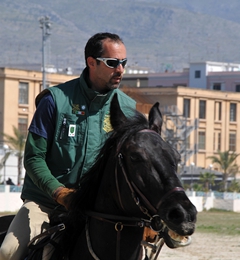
[53,187,76,210]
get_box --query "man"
[0,32,136,260]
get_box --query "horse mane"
[69,109,149,220]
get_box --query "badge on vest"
[72,104,85,115]
[68,124,76,137]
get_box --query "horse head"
[69,94,197,259]
[109,94,197,249]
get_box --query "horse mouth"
[167,229,192,247]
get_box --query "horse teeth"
[168,229,188,243]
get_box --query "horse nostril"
[167,207,185,224]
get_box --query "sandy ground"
[156,232,240,260]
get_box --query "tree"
[228,180,240,192]
[199,171,215,192]
[207,150,240,191]
[0,149,11,183]
[2,126,26,185]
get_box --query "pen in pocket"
[60,118,67,139]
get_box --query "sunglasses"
[96,57,127,69]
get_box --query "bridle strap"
[131,182,158,215]
[117,153,186,218]
[117,153,153,219]
[156,187,185,209]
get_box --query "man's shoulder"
[51,77,80,91]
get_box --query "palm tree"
[2,126,26,185]
[228,180,240,192]
[0,149,11,183]
[199,171,215,192]
[207,150,240,191]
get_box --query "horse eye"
[130,154,142,162]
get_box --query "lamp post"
[190,162,195,190]
[39,16,51,90]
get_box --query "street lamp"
[209,164,213,172]
[39,16,51,90]
[190,162,195,190]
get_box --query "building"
[123,85,240,175]
[1,65,240,184]
[0,67,76,139]
[122,61,240,92]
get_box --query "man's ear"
[87,56,96,68]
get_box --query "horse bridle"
[116,152,185,230]
[85,129,185,260]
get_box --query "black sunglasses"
[96,57,127,68]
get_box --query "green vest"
[21,70,136,208]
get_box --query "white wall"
[0,185,23,212]
[0,151,25,185]
[1,186,240,213]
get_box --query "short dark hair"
[84,32,124,67]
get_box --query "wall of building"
[0,67,76,139]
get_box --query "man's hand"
[53,187,76,210]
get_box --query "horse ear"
[148,102,163,135]
[110,93,127,130]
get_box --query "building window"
[199,100,206,119]
[19,82,29,104]
[230,103,237,122]
[236,85,240,92]
[195,70,201,78]
[183,99,190,118]
[198,131,206,150]
[229,132,236,151]
[217,132,221,151]
[213,83,221,90]
[18,118,28,138]
[214,101,222,121]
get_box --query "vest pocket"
[57,114,81,145]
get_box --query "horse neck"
[93,154,120,213]
[87,217,144,260]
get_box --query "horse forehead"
[135,131,164,146]
[125,132,170,154]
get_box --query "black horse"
[1,94,197,260]
[49,94,197,260]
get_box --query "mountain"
[1,0,240,73]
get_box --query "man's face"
[89,39,127,93]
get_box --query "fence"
[0,185,240,213]
[186,190,240,212]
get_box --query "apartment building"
[0,67,76,139]
[1,66,240,178]
[123,85,240,172]
[123,61,240,91]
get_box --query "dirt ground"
[156,232,240,260]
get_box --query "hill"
[1,0,240,73]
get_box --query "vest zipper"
[60,118,67,139]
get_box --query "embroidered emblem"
[103,114,113,133]
[72,104,85,115]
[68,124,76,137]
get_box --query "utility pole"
[39,16,51,90]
